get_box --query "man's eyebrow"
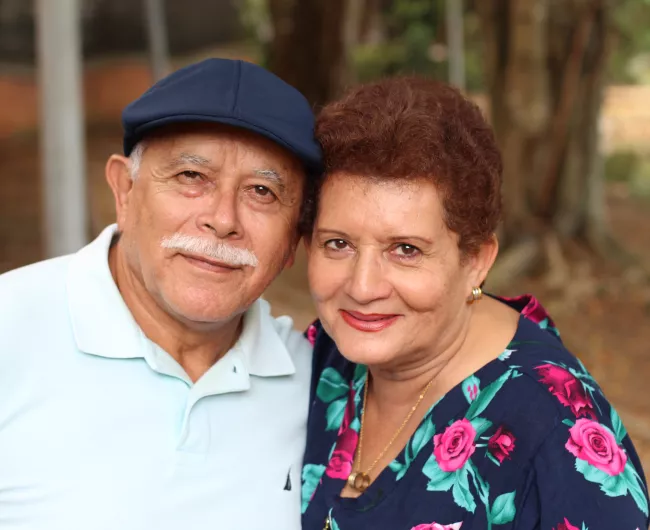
[163,152,212,170]
[254,169,286,191]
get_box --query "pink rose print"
[325,425,358,479]
[488,426,516,463]
[566,419,627,476]
[553,518,579,530]
[433,419,476,472]
[535,364,596,419]
[501,294,556,328]
[326,387,358,479]
[519,296,552,325]
[411,523,462,530]
[306,324,317,346]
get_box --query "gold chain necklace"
[346,373,436,493]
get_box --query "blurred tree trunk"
[268,0,353,107]
[478,0,610,284]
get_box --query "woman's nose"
[346,252,392,304]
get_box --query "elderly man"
[0,59,320,529]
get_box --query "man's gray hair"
[129,142,146,180]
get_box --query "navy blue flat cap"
[122,58,322,172]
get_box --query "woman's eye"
[393,243,421,258]
[325,239,349,251]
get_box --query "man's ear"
[106,155,134,231]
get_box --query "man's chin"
[173,306,246,329]
[160,289,248,326]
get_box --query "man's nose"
[196,188,242,239]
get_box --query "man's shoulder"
[0,255,72,285]
[255,299,313,373]
[269,313,314,372]
[0,255,72,320]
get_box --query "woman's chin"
[334,337,399,367]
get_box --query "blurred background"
[0,0,648,471]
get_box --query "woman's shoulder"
[468,295,630,460]
[495,295,607,423]
[494,298,650,524]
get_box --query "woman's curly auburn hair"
[302,76,503,257]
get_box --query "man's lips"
[180,253,240,272]
[339,310,400,332]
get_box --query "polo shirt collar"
[67,224,296,378]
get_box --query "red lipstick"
[340,310,400,332]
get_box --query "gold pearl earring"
[467,286,483,304]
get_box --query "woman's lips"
[339,310,400,332]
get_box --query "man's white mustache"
[161,233,259,268]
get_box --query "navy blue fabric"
[122,58,322,172]
[301,300,649,530]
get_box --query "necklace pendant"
[347,471,371,492]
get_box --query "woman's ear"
[469,234,499,287]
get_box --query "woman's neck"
[366,297,519,415]
[367,308,473,414]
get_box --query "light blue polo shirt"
[0,225,313,530]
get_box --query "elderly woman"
[300,77,649,530]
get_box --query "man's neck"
[108,242,243,382]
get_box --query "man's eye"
[393,243,421,258]
[177,171,203,182]
[247,185,278,204]
[325,239,349,251]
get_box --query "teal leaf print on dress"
[498,349,514,361]
[301,463,326,513]
[413,417,437,456]
[389,459,407,480]
[470,417,493,439]
[466,370,512,420]
[610,407,627,444]
[316,367,352,432]
[574,458,616,487]
[423,455,456,492]
[317,367,349,403]
[452,466,476,513]
[490,492,517,525]
[623,464,649,517]
[389,417,437,481]
[325,398,348,431]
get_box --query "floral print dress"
[301,296,649,530]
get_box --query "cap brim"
[125,114,322,173]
